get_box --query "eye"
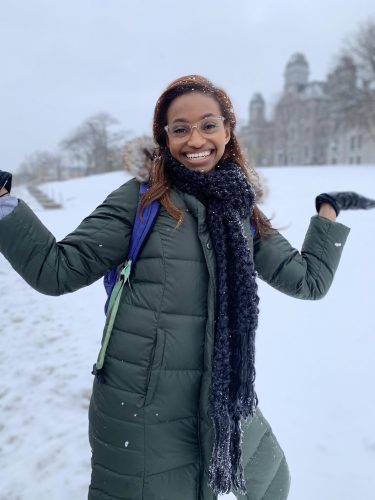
[202,121,219,131]
[172,125,188,135]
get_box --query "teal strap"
[95,260,132,371]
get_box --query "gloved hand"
[315,191,375,217]
[0,170,12,196]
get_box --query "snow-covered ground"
[1,166,374,500]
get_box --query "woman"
[2,75,371,500]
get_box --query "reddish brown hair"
[140,75,274,237]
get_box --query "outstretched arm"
[0,178,139,296]
[253,213,350,300]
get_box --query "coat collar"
[170,188,207,231]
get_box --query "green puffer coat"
[0,178,350,500]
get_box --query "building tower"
[284,53,309,91]
[249,93,265,124]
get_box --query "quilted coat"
[0,177,350,500]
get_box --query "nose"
[187,126,206,148]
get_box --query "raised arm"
[0,178,139,296]
[253,214,350,300]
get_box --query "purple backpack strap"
[128,184,160,262]
[250,221,256,238]
[103,183,160,313]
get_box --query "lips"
[184,150,213,160]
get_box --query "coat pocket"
[136,328,166,408]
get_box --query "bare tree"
[60,113,129,175]
[348,18,375,86]
[334,19,375,139]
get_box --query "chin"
[179,156,218,173]
[183,163,216,173]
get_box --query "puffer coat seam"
[134,256,205,263]
[111,325,157,339]
[119,302,159,314]
[106,353,146,367]
[260,455,287,500]
[92,398,196,426]
[242,426,269,469]
[91,432,139,452]
[121,301,206,319]
[146,461,199,478]
[99,380,143,396]
[92,460,138,478]
[90,398,136,425]
[240,432,286,500]
[146,415,197,425]
[163,368,201,371]
[90,486,127,499]
[111,328,155,339]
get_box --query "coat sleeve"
[253,214,350,300]
[0,178,139,296]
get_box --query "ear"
[224,124,231,145]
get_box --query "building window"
[349,157,354,164]
[358,135,362,149]
[350,137,355,150]
[304,146,309,159]
[357,156,361,164]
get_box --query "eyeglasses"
[164,116,225,141]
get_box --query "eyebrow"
[171,113,215,124]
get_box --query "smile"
[185,150,212,160]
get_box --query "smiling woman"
[0,74,362,500]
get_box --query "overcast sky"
[1,0,374,172]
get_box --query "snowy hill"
[1,166,374,500]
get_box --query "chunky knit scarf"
[164,151,260,495]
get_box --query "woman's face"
[166,92,230,173]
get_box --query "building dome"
[249,93,265,124]
[284,53,310,89]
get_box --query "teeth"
[186,150,211,159]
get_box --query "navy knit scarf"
[164,151,260,495]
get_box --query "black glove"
[315,191,375,217]
[0,170,12,195]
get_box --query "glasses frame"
[164,115,226,141]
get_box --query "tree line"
[332,18,375,140]
[16,112,130,184]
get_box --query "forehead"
[167,92,221,122]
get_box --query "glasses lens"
[199,117,223,134]
[170,124,190,138]
[168,116,224,140]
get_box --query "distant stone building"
[239,53,375,166]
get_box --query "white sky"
[1,0,374,171]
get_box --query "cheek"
[217,134,228,152]
[167,143,177,155]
